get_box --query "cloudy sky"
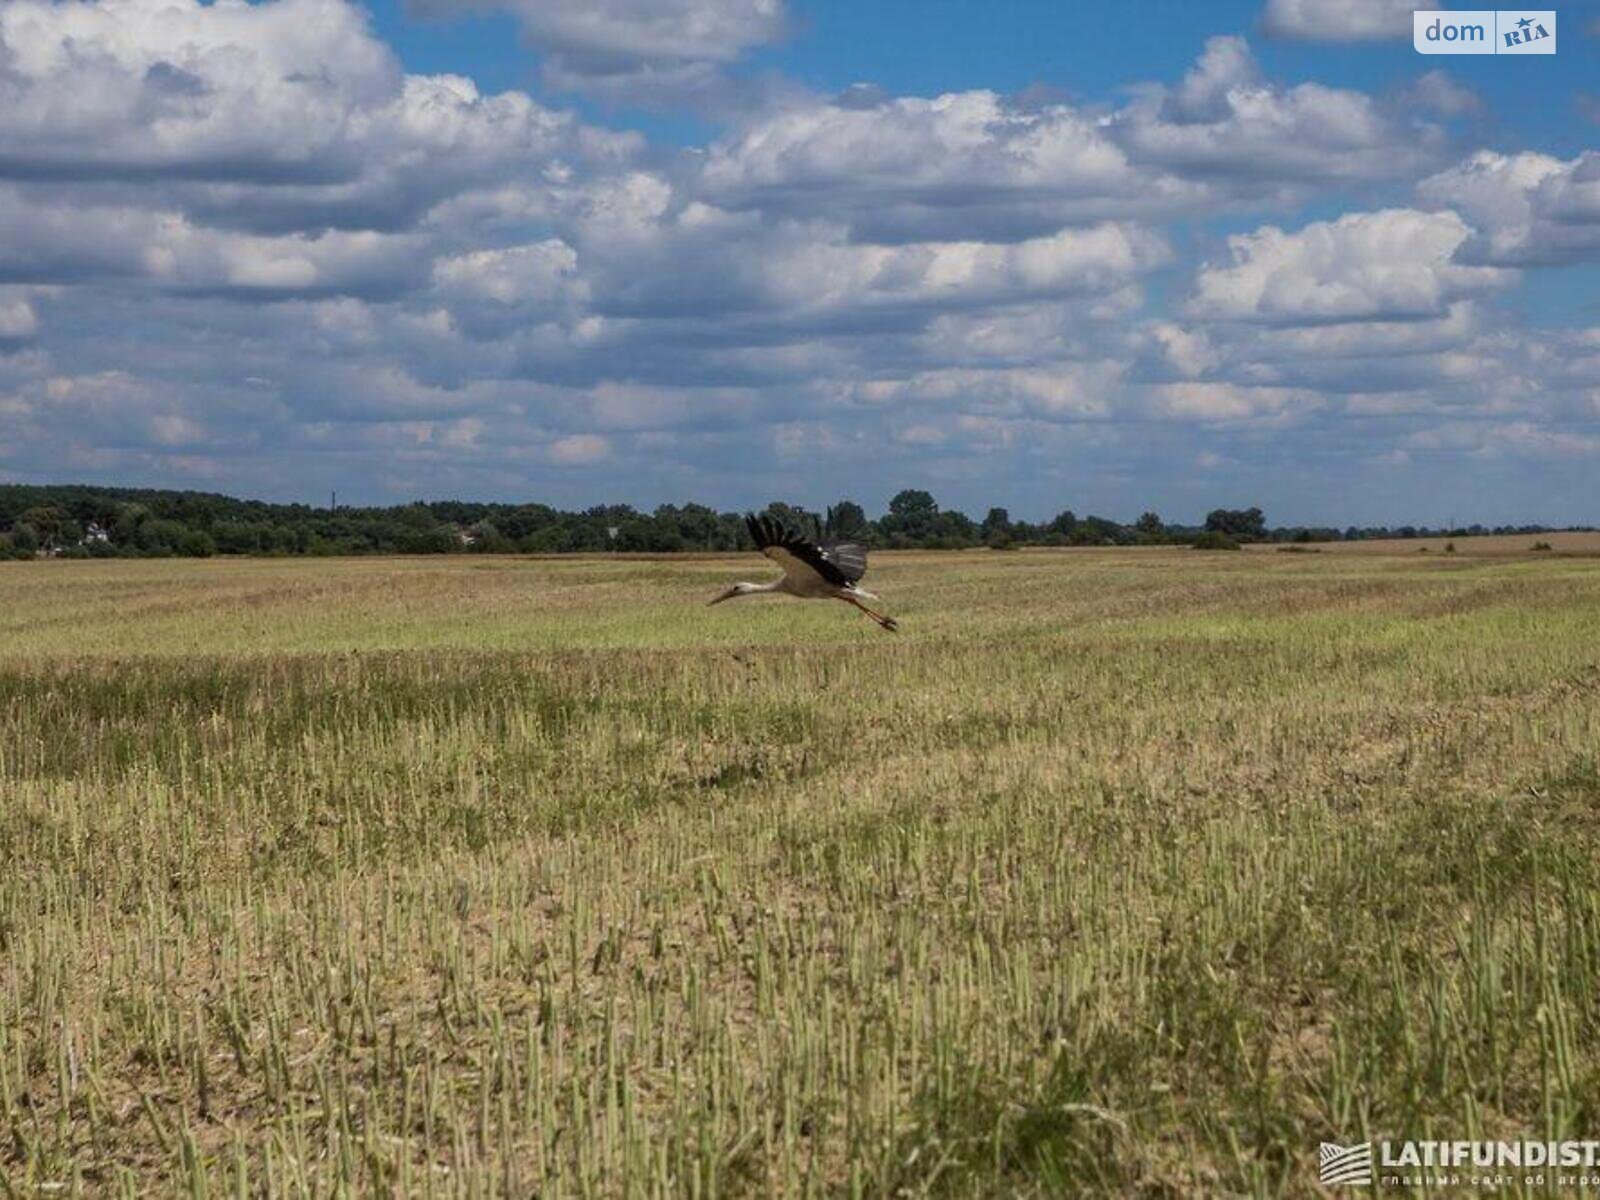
[1,0,1597,523]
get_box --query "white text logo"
[1320,1138,1600,1189]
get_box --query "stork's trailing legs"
[840,593,898,632]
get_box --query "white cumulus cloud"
[1113,37,1445,187]
[1261,0,1435,41]
[1187,209,1514,323]
[1418,151,1600,266]
[406,0,787,106]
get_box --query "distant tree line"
[0,484,1587,561]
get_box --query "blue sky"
[1,0,1598,524]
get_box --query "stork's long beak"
[707,586,739,606]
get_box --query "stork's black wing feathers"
[745,512,869,586]
[824,541,868,582]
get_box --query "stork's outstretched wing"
[746,512,869,587]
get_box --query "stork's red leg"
[840,595,898,632]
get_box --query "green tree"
[982,507,1013,549]
[1074,515,1125,546]
[761,502,819,539]
[929,509,979,548]
[397,503,437,530]
[113,503,150,546]
[666,503,723,549]
[1204,507,1266,542]
[881,490,939,546]
[888,489,937,522]
[1047,510,1078,542]
[178,529,216,557]
[138,518,187,554]
[11,524,39,555]
[522,525,572,554]
[19,506,73,551]
[469,520,514,553]
[826,501,868,539]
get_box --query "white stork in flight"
[709,512,898,632]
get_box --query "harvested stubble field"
[2,548,1599,1197]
